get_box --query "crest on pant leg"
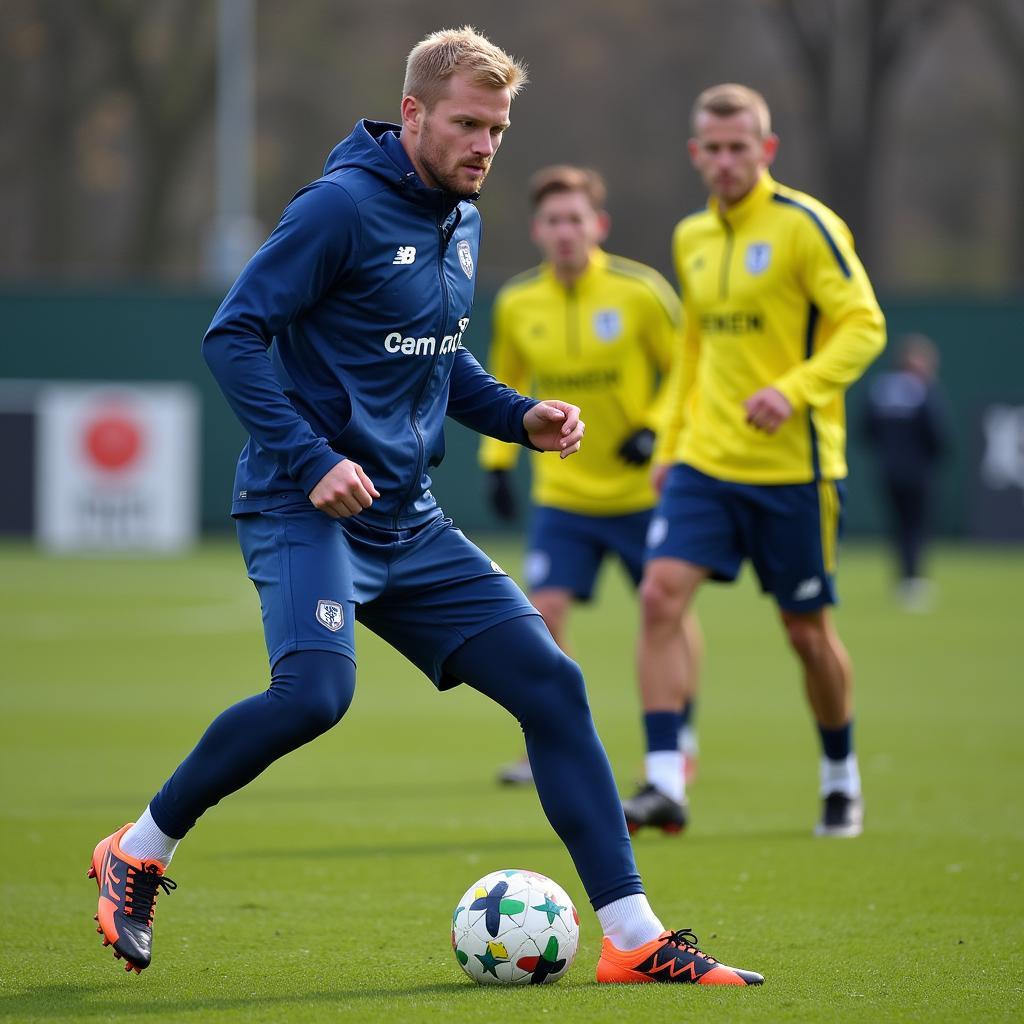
[316,599,344,632]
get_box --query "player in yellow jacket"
[631,84,886,838]
[481,166,700,810]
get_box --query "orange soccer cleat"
[596,928,763,985]
[88,823,176,973]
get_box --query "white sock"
[121,806,181,866]
[645,751,685,803]
[596,894,665,950]
[820,754,861,798]
[679,724,699,758]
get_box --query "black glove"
[487,469,517,521]
[617,427,656,466]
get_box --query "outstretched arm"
[447,347,539,444]
[448,349,584,457]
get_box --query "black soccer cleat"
[814,792,864,838]
[622,783,688,835]
[88,823,176,973]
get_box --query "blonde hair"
[529,165,607,210]
[691,83,771,137]
[403,26,528,109]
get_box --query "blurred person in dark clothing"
[863,334,949,610]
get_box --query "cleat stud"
[93,914,98,921]
[87,867,96,878]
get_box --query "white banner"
[35,383,199,552]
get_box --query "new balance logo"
[392,245,417,265]
[793,576,822,601]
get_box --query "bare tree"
[970,0,1024,283]
[82,0,216,271]
[762,0,959,270]
[1,0,1015,288]
[8,1,94,269]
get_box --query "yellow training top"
[656,172,886,483]
[480,248,679,515]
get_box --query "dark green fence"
[2,286,1021,535]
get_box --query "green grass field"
[1,538,1021,1022]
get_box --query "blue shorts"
[645,463,845,612]
[524,506,651,600]
[236,504,539,689]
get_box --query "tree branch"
[877,0,958,82]
[970,0,1024,82]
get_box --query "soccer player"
[863,333,949,610]
[480,165,700,815]
[633,83,885,838]
[87,29,762,986]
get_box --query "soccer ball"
[451,868,580,985]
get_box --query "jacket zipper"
[718,215,734,300]
[566,284,580,357]
[394,215,449,529]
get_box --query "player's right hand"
[487,469,517,521]
[651,463,671,495]
[309,459,380,518]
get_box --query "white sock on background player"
[820,753,861,797]
[645,750,685,803]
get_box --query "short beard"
[419,151,487,198]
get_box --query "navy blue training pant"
[149,617,642,910]
[150,650,356,838]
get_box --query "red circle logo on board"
[83,411,144,472]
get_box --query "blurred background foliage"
[2,0,1022,294]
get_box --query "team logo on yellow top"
[745,242,772,275]
[593,309,622,342]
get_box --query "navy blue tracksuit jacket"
[203,119,537,528]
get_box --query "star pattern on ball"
[531,893,566,926]
[475,942,510,978]
[453,871,580,986]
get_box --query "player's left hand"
[743,387,793,434]
[524,400,585,459]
